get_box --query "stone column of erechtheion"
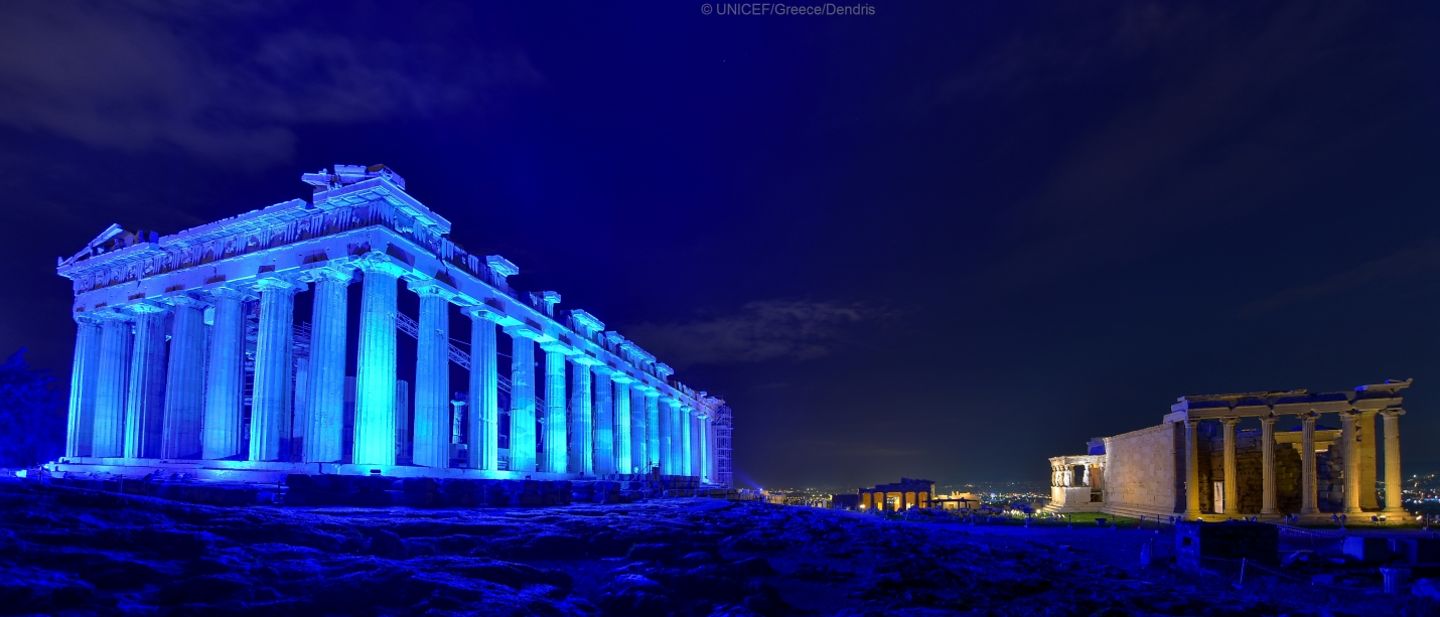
[1260,414,1278,515]
[1340,411,1363,515]
[1184,419,1201,518]
[1381,409,1405,514]
[1300,412,1318,514]
[1220,417,1238,515]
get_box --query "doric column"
[630,385,647,472]
[465,307,502,470]
[1381,409,1405,514]
[302,267,352,463]
[612,374,634,473]
[1260,414,1277,515]
[202,289,246,459]
[681,405,694,477]
[593,367,615,474]
[539,342,571,474]
[248,278,301,462]
[1300,412,1318,514]
[410,280,455,469]
[692,412,702,478]
[353,257,404,466]
[1340,410,1363,514]
[669,399,684,475]
[123,303,168,459]
[1221,417,1238,515]
[64,314,102,458]
[644,389,661,470]
[658,396,675,474]
[1184,419,1201,518]
[160,296,206,459]
[91,313,132,458]
[506,326,539,473]
[569,357,599,475]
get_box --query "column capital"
[88,306,131,321]
[1338,409,1359,424]
[1259,414,1278,426]
[570,353,606,367]
[1219,416,1240,427]
[160,294,206,309]
[504,324,544,340]
[610,372,637,385]
[1379,407,1406,418]
[302,263,356,284]
[252,276,305,294]
[205,286,253,302]
[463,304,506,322]
[73,311,105,325]
[1299,410,1319,424]
[408,278,463,302]
[637,384,661,397]
[354,252,410,277]
[126,301,168,315]
[538,341,578,356]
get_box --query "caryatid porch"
[1171,382,1410,522]
[53,164,731,485]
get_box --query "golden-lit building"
[858,478,934,512]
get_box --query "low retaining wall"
[41,469,723,508]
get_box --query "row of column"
[64,258,717,480]
[1182,410,1405,518]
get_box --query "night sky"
[3,2,1439,489]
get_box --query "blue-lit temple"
[49,164,733,488]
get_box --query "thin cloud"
[626,300,890,368]
[0,3,541,165]
[1243,242,1440,316]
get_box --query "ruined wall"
[1102,422,1183,516]
[1198,427,1269,514]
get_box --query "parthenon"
[49,164,733,487]
[1046,381,1409,524]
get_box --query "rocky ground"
[0,477,1427,616]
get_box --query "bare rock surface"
[0,478,1423,615]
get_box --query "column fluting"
[1300,412,1318,515]
[540,342,569,474]
[203,290,246,459]
[123,304,168,459]
[411,281,453,469]
[1260,415,1277,515]
[353,259,402,466]
[466,307,500,470]
[612,376,633,473]
[1381,409,1405,514]
[303,268,352,463]
[1184,419,1200,518]
[593,368,615,474]
[507,327,538,472]
[1221,417,1238,515]
[248,278,300,462]
[64,315,102,458]
[160,297,206,459]
[91,315,132,458]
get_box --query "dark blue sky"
[3,2,1439,488]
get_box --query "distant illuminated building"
[858,478,934,512]
[50,164,732,486]
[931,491,981,511]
